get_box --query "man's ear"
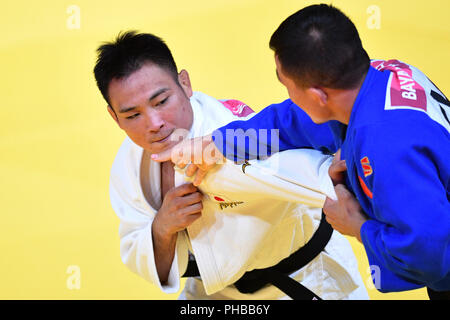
[178,69,193,98]
[307,87,328,107]
[107,105,121,127]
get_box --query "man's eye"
[157,97,168,106]
[126,113,140,119]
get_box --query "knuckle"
[163,190,174,200]
[179,218,189,228]
[195,192,203,202]
[172,198,183,210]
[340,189,350,199]
[191,203,203,213]
[179,183,195,194]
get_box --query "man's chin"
[145,141,176,156]
[309,115,330,124]
[311,118,327,124]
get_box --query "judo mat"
[1,0,448,299]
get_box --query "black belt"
[182,211,333,300]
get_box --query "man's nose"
[144,110,165,132]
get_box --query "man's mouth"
[152,132,172,144]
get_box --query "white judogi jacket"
[109,92,369,300]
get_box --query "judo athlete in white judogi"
[94,31,369,300]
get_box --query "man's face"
[107,63,193,154]
[275,55,331,124]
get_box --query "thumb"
[333,160,347,172]
[323,196,337,216]
[334,183,352,200]
[329,160,347,177]
[329,159,347,185]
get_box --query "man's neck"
[327,73,367,125]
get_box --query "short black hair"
[93,31,178,104]
[269,4,370,89]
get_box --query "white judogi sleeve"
[109,138,190,293]
[243,148,337,203]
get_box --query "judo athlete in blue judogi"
[155,4,450,299]
[211,6,450,299]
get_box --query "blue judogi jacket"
[212,61,450,292]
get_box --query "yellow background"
[1,0,449,300]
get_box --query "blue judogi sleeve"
[211,99,339,162]
[356,118,450,292]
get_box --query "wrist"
[152,217,177,243]
[356,217,369,243]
